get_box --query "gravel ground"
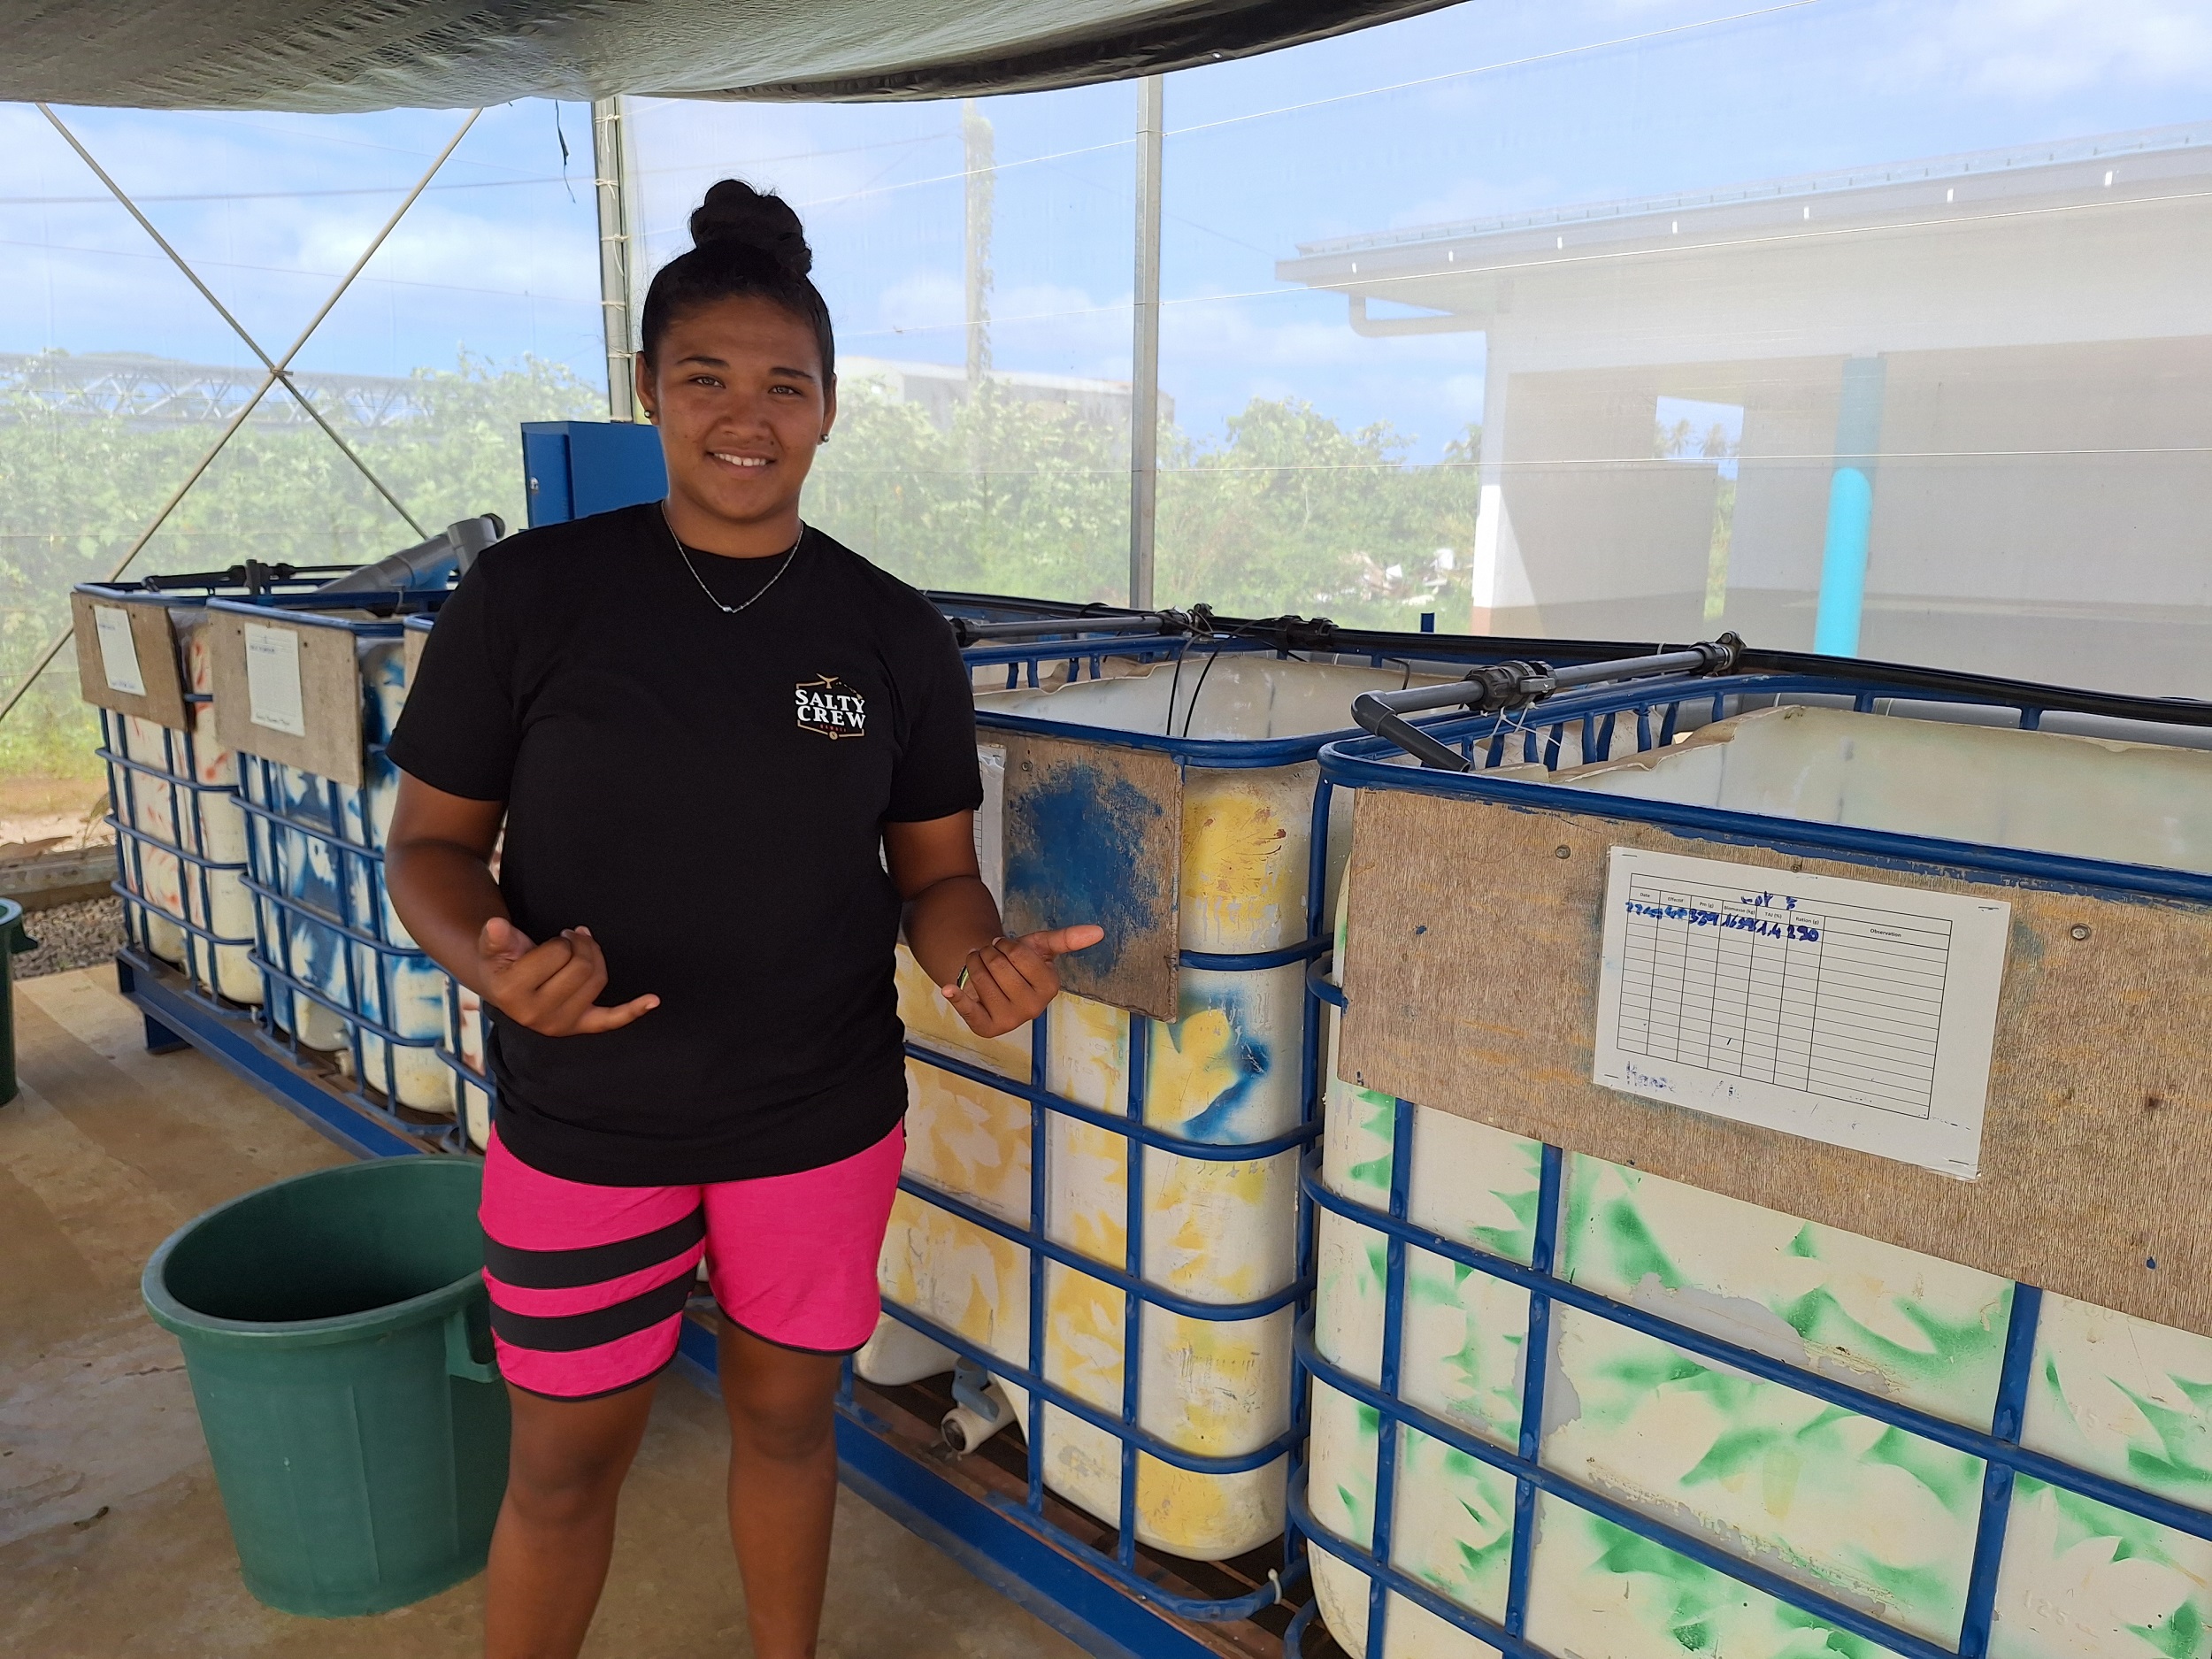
[12,897,125,980]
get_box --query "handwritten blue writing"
[1625,900,1820,942]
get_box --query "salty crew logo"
[795,676,866,740]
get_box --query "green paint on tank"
[2027,1308,2212,1513]
[1557,1320,1980,1633]
[1584,1186,1681,1292]
[1638,1368,1978,1516]
[1408,1258,1526,1433]
[1571,1509,1893,1658]
[1348,1155,1393,1193]
[2114,1383,2212,1495]
[2000,1477,2212,1659]
[1334,1482,1369,1537]
[1391,1428,1517,1621]
[1463,1141,1545,1262]
[1563,1159,2009,1425]
[1772,1282,2013,1402]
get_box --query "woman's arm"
[386,772,658,1037]
[885,812,1100,1040]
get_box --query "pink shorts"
[479,1125,904,1401]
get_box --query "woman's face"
[638,295,835,534]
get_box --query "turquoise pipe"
[1814,355,1886,655]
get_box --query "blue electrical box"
[520,420,667,526]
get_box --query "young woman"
[385,180,1099,1659]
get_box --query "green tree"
[0,351,600,778]
[1157,398,1479,627]
[804,379,1127,601]
[0,352,1486,784]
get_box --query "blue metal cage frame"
[100,705,258,998]
[1282,667,2212,1659]
[99,600,1775,1655]
[85,580,436,1034]
[899,632,1330,1623]
[876,626,1581,1627]
[213,600,465,1152]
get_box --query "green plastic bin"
[0,896,36,1105]
[142,1156,509,1617]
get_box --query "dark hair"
[639,180,835,380]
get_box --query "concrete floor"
[0,967,1089,1658]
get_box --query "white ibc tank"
[447,982,493,1150]
[246,633,454,1118]
[106,611,260,1004]
[864,653,1454,1563]
[1307,704,2212,1658]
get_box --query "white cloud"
[5,101,600,363]
[1879,0,2212,97]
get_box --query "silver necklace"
[659,502,803,616]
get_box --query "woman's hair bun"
[688,180,811,276]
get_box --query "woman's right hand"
[477,918,660,1037]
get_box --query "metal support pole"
[962,100,995,388]
[1127,75,1164,611]
[0,111,481,730]
[592,96,638,422]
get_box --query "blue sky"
[5,0,2210,458]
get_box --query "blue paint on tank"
[1003,762,1164,981]
[1158,980,1273,1146]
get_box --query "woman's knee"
[726,1386,833,1464]
[503,1388,652,1525]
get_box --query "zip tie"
[1269,1566,1289,1607]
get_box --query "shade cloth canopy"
[8,0,1454,111]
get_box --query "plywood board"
[68,593,188,729]
[998,733,1180,1020]
[208,611,365,788]
[403,619,430,688]
[1339,789,2212,1336]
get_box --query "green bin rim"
[142,1156,484,1351]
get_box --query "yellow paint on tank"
[1181,766,1306,952]
[1047,1116,1128,1269]
[1142,1307,1291,1456]
[895,944,1032,1081]
[1047,993,1127,1110]
[1045,1263,1125,1415]
[1145,1006,1248,1133]
[903,1063,1029,1226]
[1148,1153,1293,1302]
[878,1191,1027,1368]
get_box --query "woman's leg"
[703,1125,905,1658]
[718,1323,844,1659]
[484,1378,660,1659]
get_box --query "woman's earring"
[818,431,831,445]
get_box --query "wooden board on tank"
[997,732,1180,1021]
[1339,788,2212,1336]
[68,592,188,729]
[403,620,429,688]
[208,611,365,788]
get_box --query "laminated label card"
[1593,846,2011,1179]
[242,622,309,737]
[93,604,146,696]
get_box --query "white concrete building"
[1279,124,2212,697]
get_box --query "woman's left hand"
[941,926,1102,1038]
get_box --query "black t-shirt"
[386,503,981,1186]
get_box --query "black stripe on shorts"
[489,1267,699,1353]
[483,1207,705,1290]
